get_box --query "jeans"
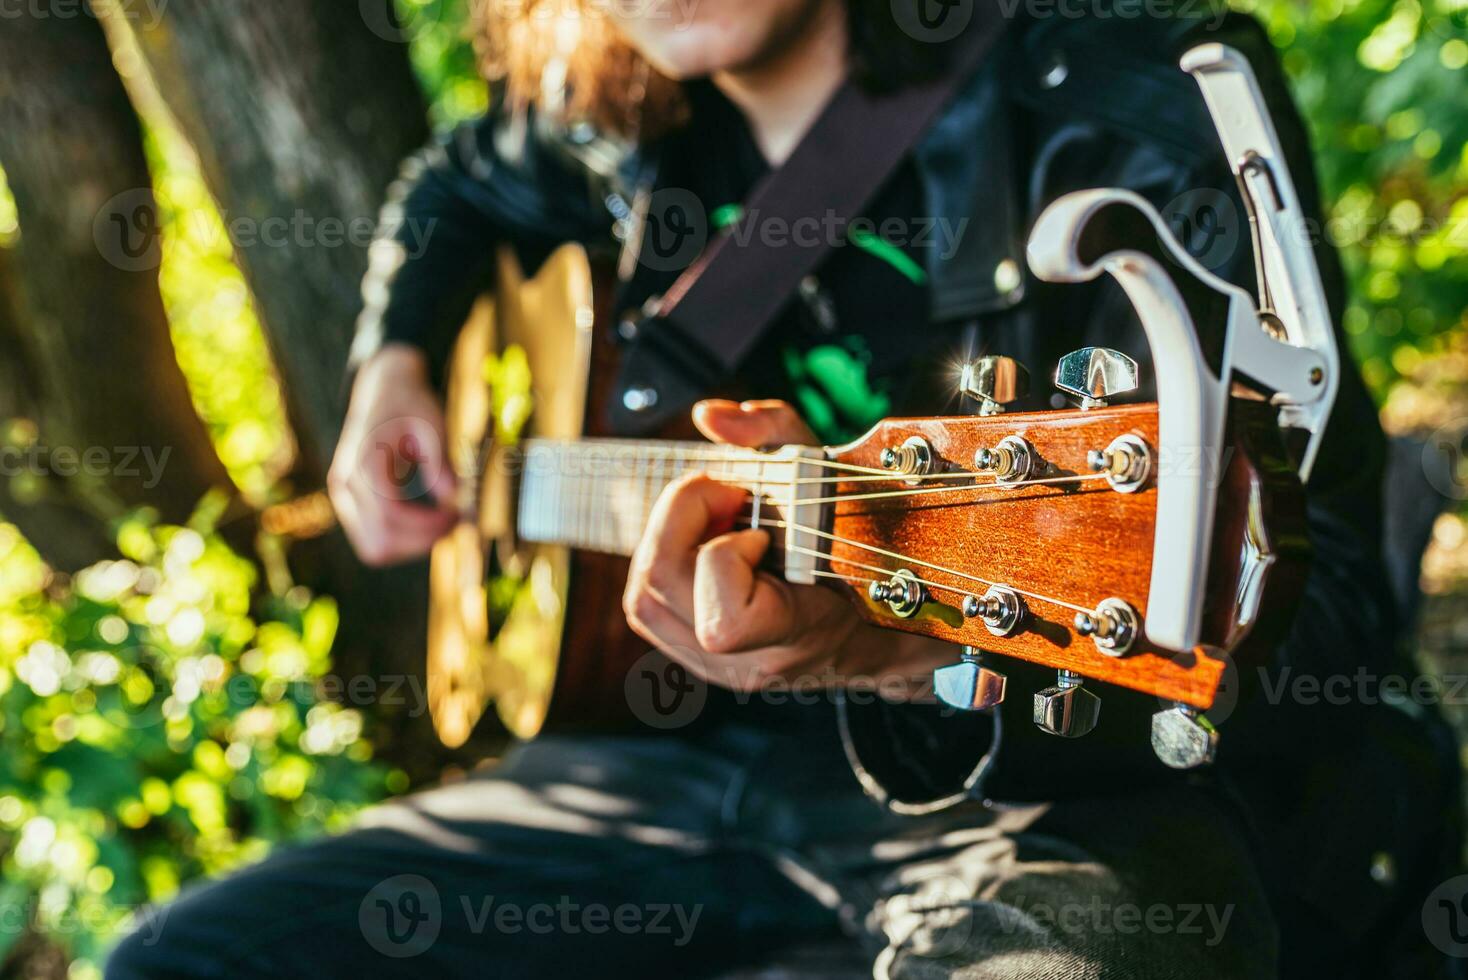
[106,715,1278,979]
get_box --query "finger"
[693,529,798,653]
[344,478,456,565]
[625,584,816,693]
[400,415,460,511]
[692,399,817,449]
[632,473,747,615]
[625,589,780,691]
[360,415,458,513]
[622,586,704,668]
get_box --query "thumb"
[692,399,817,449]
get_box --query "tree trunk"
[125,0,453,771]
[0,7,232,571]
[124,0,431,478]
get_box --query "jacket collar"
[611,38,1027,324]
[913,44,1027,322]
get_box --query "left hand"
[623,399,952,697]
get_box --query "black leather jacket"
[355,10,1396,801]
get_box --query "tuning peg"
[1033,670,1100,738]
[1054,347,1139,409]
[1151,703,1218,769]
[1073,598,1140,657]
[959,355,1029,416]
[934,647,1007,711]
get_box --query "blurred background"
[0,0,1462,975]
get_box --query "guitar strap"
[608,13,1010,435]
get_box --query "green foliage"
[0,166,16,249]
[0,515,396,977]
[1242,0,1468,396]
[144,123,294,505]
[395,0,490,127]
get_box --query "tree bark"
[0,7,232,571]
[125,0,453,770]
[124,0,430,479]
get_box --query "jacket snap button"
[1040,52,1069,89]
[623,387,659,412]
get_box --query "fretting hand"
[623,399,950,697]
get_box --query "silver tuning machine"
[1074,598,1140,657]
[1087,434,1152,494]
[963,584,1027,637]
[973,435,1035,485]
[1151,702,1218,769]
[934,646,1007,712]
[959,355,1029,416]
[1054,347,1139,409]
[1033,669,1100,738]
[868,569,925,619]
[880,436,934,485]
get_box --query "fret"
[513,438,786,557]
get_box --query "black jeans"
[106,717,1277,979]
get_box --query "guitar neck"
[515,438,798,556]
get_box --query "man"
[109,1,1446,977]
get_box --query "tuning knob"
[1033,670,1100,738]
[959,355,1029,416]
[1054,347,1139,409]
[1151,703,1219,769]
[934,647,1007,711]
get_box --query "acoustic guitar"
[423,45,1338,770]
[423,236,1303,770]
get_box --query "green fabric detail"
[848,227,928,285]
[710,202,923,285]
[781,340,890,444]
[710,203,745,230]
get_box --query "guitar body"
[427,243,690,745]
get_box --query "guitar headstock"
[778,352,1306,770]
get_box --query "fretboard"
[515,438,802,556]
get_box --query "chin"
[634,21,770,80]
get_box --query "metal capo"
[1024,44,1339,654]
[1183,42,1339,481]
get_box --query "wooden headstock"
[806,397,1305,711]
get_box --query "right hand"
[327,344,458,566]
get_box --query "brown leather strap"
[610,16,1007,434]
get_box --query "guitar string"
[742,472,1105,506]
[528,440,1121,492]
[524,442,1113,484]
[526,452,1120,614]
[529,489,1102,616]
[728,514,1097,616]
[536,465,1111,506]
[523,443,896,478]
